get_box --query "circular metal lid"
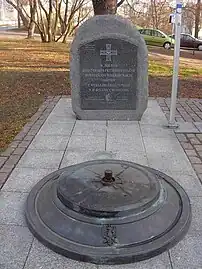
[25,160,191,265]
[57,161,161,217]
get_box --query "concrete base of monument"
[70,15,148,121]
[25,160,191,265]
[72,105,148,121]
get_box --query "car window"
[152,30,164,38]
[140,29,152,36]
[183,35,194,41]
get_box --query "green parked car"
[138,28,175,49]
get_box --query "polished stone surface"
[70,15,148,120]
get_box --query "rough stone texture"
[0,191,28,226]
[170,234,202,269]
[68,135,106,151]
[0,225,33,269]
[174,122,199,133]
[172,172,202,197]
[188,196,202,233]
[24,239,97,269]
[70,15,148,120]
[29,135,69,151]
[2,168,55,192]
[140,124,175,138]
[72,121,107,137]
[17,150,64,169]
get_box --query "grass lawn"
[0,39,202,151]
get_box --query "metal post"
[168,0,182,128]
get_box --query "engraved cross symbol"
[100,44,117,62]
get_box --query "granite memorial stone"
[70,15,148,120]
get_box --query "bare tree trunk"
[47,0,53,42]
[194,0,201,38]
[17,0,21,28]
[52,0,59,41]
[38,0,48,42]
[27,0,36,39]
[27,21,35,38]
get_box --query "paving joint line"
[22,237,35,269]
[58,120,77,169]
[138,121,150,166]
[168,250,174,269]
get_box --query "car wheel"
[163,42,171,49]
[198,45,202,51]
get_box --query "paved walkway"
[1,97,202,269]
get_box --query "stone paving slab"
[170,233,202,269]
[1,97,202,269]
[174,122,200,133]
[188,196,202,234]
[146,151,194,174]
[143,136,184,154]
[72,121,107,137]
[106,136,145,152]
[3,168,55,192]
[17,149,64,169]
[68,135,106,151]
[29,135,70,150]
[23,239,97,269]
[140,124,176,138]
[0,225,33,269]
[169,172,202,197]
[0,191,28,226]
[37,122,75,136]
